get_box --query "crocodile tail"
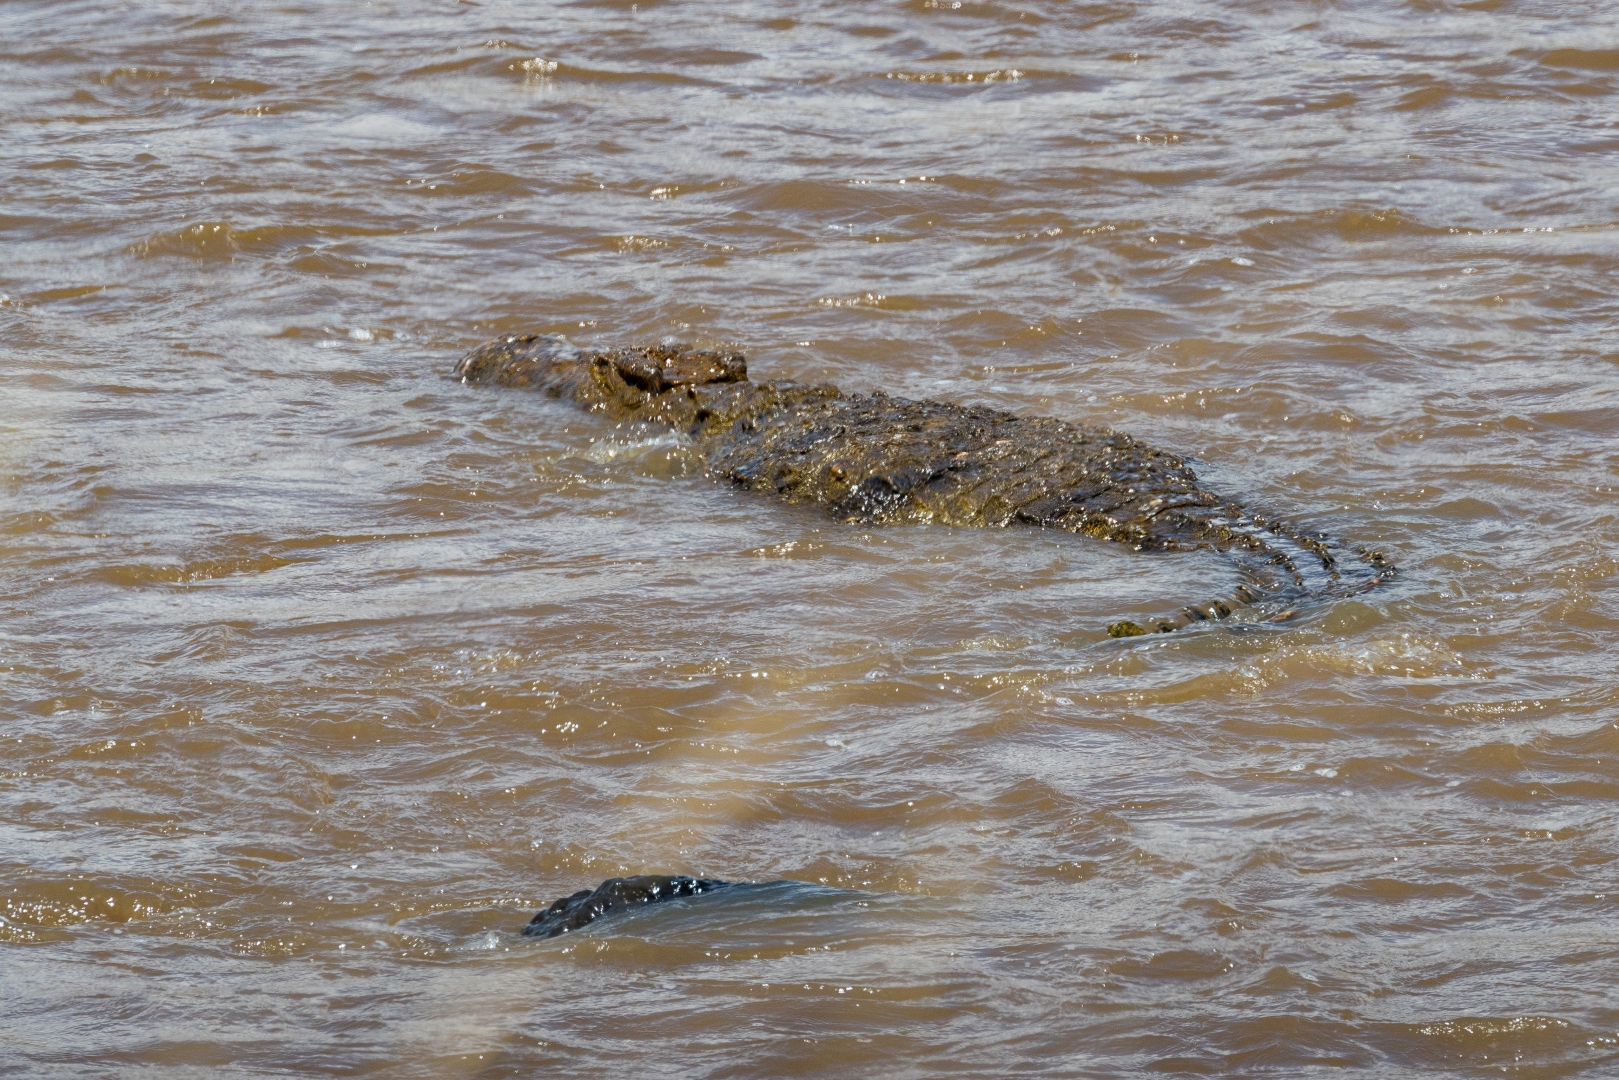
[1107,580,1268,638]
[1106,509,1396,638]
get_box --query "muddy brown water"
[4,1,1619,1076]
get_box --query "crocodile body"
[454,334,1393,634]
[523,875,728,937]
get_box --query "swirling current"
[3,1,1618,1076]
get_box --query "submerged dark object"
[523,874,728,938]
[455,334,1394,634]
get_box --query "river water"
[3,1,1618,1076]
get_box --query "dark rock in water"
[454,334,1395,635]
[522,875,729,938]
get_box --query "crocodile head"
[606,345,748,393]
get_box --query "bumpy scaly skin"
[455,334,1393,635]
[523,875,728,938]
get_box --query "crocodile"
[523,875,729,937]
[453,333,1394,635]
